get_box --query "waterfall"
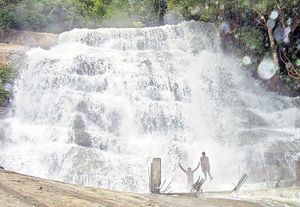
[0,21,299,192]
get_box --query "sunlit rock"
[0,43,28,67]
[283,27,291,44]
[219,22,230,34]
[285,27,291,35]
[267,19,276,29]
[269,10,279,20]
[3,83,12,92]
[0,30,57,49]
[242,56,251,65]
[284,36,290,44]
[287,18,292,26]
[257,58,278,80]
[274,26,285,43]
[133,21,143,28]
[191,6,200,15]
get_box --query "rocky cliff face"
[0,29,58,67]
[0,43,28,66]
[0,29,57,49]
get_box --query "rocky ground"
[0,169,264,207]
[0,43,28,66]
[0,29,57,67]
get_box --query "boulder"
[0,29,57,49]
[0,29,58,67]
[73,130,92,148]
[0,43,28,66]
[72,115,85,130]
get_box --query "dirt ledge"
[0,169,263,207]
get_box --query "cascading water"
[0,21,299,193]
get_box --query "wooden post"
[267,28,279,67]
[149,158,161,193]
[232,173,248,192]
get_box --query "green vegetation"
[0,0,167,32]
[168,0,300,90]
[0,65,14,106]
[234,27,266,56]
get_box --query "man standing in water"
[200,152,213,180]
[179,162,200,190]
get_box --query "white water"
[0,21,299,193]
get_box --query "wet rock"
[238,129,293,146]
[76,101,88,112]
[238,130,266,145]
[219,22,230,35]
[147,86,162,101]
[239,109,269,128]
[73,130,92,148]
[72,115,85,130]
[164,13,183,25]
[107,111,121,135]
[274,26,285,43]
[73,56,111,76]
[269,10,279,20]
[267,19,276,29]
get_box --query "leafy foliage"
[235,27,266,55]
[129,0,167,25]
[0,0,169,32]
[0,0,133,32]
[0,65,14,105]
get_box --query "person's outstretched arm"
[179,162,187,173]
[192,162,200,173]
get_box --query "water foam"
[0,21,299,193]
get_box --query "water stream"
[0,21,299,193]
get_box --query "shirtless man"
[179,162,200,190]
[200,152,213,180]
